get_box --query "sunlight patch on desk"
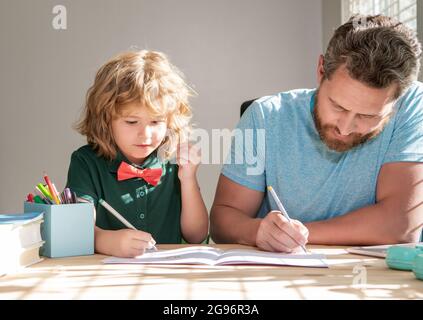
[310,248,349,255]
[325,258,378,266]
[325,284,422,299]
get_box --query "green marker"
[33,195,45,204]
[37,183,53,200]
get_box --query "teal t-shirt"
[222,82,423,222]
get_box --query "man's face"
[314,59,396,152]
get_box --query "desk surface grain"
[1,244,421,299]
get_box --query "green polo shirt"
[66,145,182,244]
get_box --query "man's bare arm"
[210,175,264,245]
[306,162,423,245]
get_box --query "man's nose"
[337,113,356,136]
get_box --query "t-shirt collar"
[310,89,316,115]
[108,149,160,173]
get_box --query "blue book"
[0,212,43,225]
[0,212,44,248]
[0,212,45,274]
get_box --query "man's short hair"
[324,14,422,98]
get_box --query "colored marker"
[36,184,52,201]
[26,193,34,203]
[64,188,73,204]
[52,183,62,204]
[43,174,60,205]
[35,187,53,204]
[33,195,45,204]
[71,191,77,204]
[34,187,53,204]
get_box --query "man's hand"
[255,211,309,252]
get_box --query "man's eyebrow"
[329,98,349,111]
[329,97,379,117]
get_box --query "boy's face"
[112,103,167,164]
[314,55,397,152]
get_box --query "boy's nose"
[138,125,152,138]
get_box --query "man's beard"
[313,92,390,152]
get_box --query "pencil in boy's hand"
[99,198,157,251]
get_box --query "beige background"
[0,0,329,213]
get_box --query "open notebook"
[103,246,328,268]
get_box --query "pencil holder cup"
[24,202,95,258]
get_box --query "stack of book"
[0,212,44,275]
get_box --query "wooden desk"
[0,244,421,299]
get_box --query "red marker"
[27,193,34,203]
[43,174,60,205]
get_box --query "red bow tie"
[117,162,162,186]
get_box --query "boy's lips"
[135,144,152,147]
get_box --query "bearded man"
[210,15,423,252]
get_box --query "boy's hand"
[177,143,201,181]
[96,228,156,258]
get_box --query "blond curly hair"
[75,50,194,160]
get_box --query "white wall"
[322,0,342,50]
[0,0,322,213]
